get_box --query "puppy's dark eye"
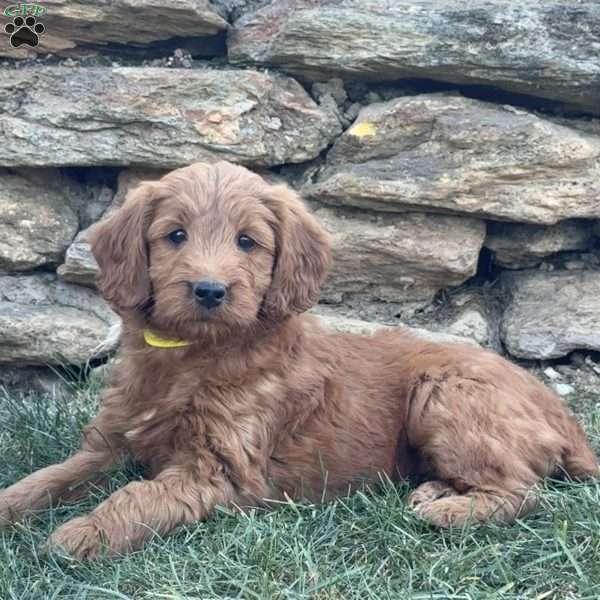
[237,234,256,251]
[167,229,187,245]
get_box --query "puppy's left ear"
[261,184,331,320]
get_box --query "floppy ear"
[88,183,156,315]
[261,184,331,320]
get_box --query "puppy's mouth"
[196,305,223,321]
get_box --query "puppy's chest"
[122,374,280,469]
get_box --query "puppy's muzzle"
[193,280,227,310]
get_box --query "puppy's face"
[146,180,277,336]
[89,162,331,341]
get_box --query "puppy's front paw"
[43,516,107,560]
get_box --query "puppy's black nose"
[193,280,226,309]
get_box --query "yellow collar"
[143,329,192,349]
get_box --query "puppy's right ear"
[89,183,156,315]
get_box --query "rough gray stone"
[551,382,576,397]
[212,0,270,22]
[538,248,600,272]
[501,270,600,360]
[443,306,497,348]
[312,79,347,107]
[56,228,98,287]
[307,95,600,225]
[0,274,120,366]
[486,220,596,269]
[408,288,502,350]
[312,310,478,347]
[313,205,486,303]
[0,171,79,272]
[78,185,115,230]
[314,287,501,349]
[1,1,227,60]
[311,78,348,125]
[229,0,600,113]
[0,67,341,168]
[444,308,494,347]
[543,367,562,381]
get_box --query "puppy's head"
[89,162,331,340]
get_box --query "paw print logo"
[4,15,45,48]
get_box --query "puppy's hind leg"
[561,428,599,481]
[405,373,563,527]
[409,485,538,527]
[408,480,458,508]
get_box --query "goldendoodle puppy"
[0,161,596,559]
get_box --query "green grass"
[0,380,599,600]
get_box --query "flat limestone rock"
[501,270,600,360]
[311,311,478,347]
[229,0,600,113]
[0,171,80,272]
[313,286,500,349]
[308,95,600,225]
[313,205,486,303]
[1,1,227,59]
[0,274,120,366]
[486,220,596,269]
[0,67,341,168]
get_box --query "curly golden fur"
[0,161,596,559]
